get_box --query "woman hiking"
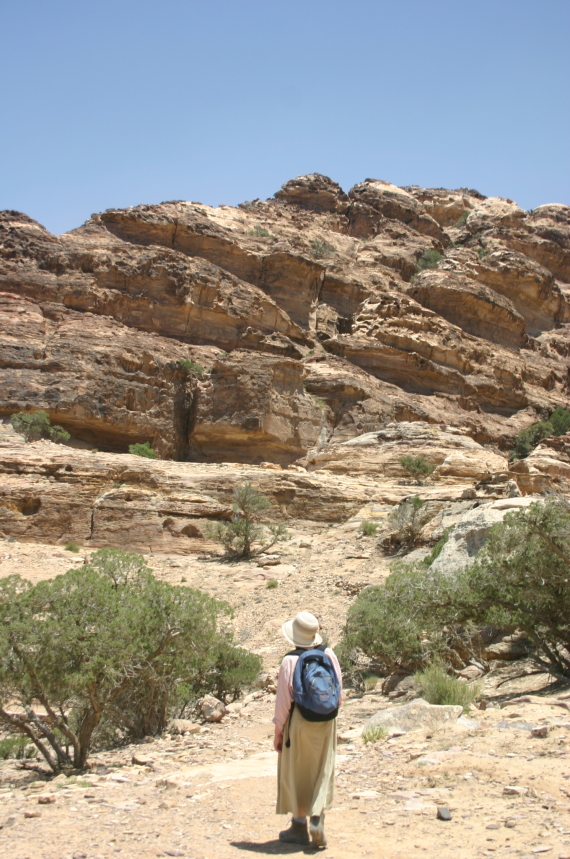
[273,611,343,849]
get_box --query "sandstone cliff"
[2,175,569,466]
[2,173,570,547]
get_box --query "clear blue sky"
[1,0,569,235]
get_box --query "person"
[273,611,342,848]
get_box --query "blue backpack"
[290,645,341,722]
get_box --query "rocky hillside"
[2,177,570,859]
[1,175,570,548]
[2,174,569,466]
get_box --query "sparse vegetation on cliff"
[399,454,434,483]
[510,406,570,460]
[10,410,70,444]
[0,549,261,771]
[129,441,157,459]
[179,359,205,377]
[310,236,336,259]
[415,249,443,272]
[206,483,289,559]
[247,225,271,238]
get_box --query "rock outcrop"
[300,422,508,485]
[1,174,570,522]
[429,497,537,576]
[2,177,570,464]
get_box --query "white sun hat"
[282,611,322,648]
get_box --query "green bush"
[129,441,157,459]
[247,225,271,238]
[0,549,261,771]
[10,410,70,444]
[206,483,289,559]
[421,528,452,567]
[310,237,336,260]
[0,735,35,760]
[399,455,434,483]
[454,210,470,227]
[343,498,570,677]
[64,541,80,553]
[360,520,380,537]
[266,579,279,589]
[549,406,570,436]
[511,407,570,460]
[414,662,481,709]
[388,496,430,546]
[179,359,205,377]
[416,249,443,272]
[342,560,457,672]
[362,725,387,744]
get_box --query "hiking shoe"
[310,812,327,849]
[279,819,310,844]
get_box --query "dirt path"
[3,536,570,858]
[3,688,570,859]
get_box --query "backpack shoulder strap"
[288,645,326,657]
[287,647,306,657]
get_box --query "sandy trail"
[2,537,570,858]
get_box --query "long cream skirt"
[276,706,337,817]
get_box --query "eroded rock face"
[274,173,348,214]
[0,292,194,458]
[1,174,570,465]
[347,180,447,244]
[509,432,570,494]
[190,351,323,465]
[409,270,527,349]
[300,422,508,485]
[429,497,538,576]
[0,423,524,550]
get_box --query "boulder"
[274,173,349,214]
[364,698,463,734]
[199,694,227,723]
[429,496,538,576]
[510,432,570,494]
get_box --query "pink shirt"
[272,648,343,732]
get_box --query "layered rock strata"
[1,173,569,466]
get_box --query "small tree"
[11,410,70,444]
[129,441,157,459]
[387,496,430,546]
[399,455,434,484]
[511,421,553,460]
[0,549,261,770]
[206,483,289,559]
